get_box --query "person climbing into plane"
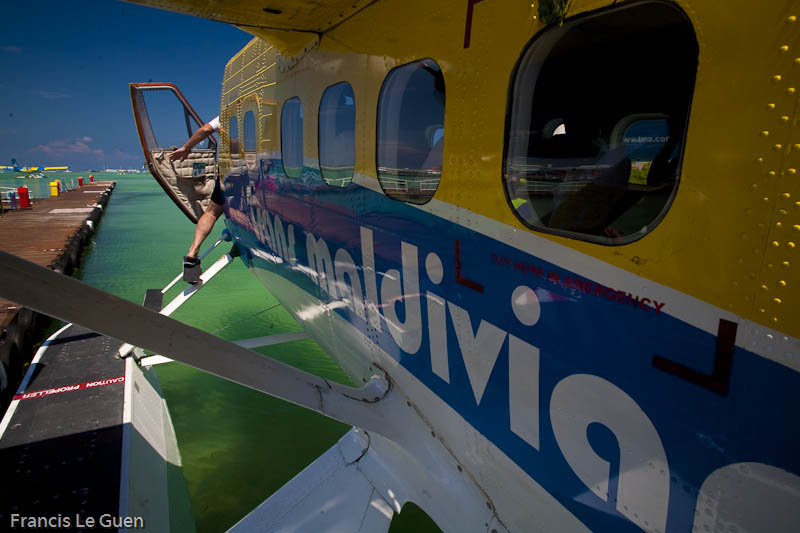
[169,115,223,284]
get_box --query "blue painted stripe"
[222,161,800,532]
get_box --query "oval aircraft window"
[504,1,698,244]
[229,115,240,159]
[281,97,303,179]
[319,82,356,187]
[377,59,445,204]
[243,110,257,171]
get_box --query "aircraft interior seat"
[542,116,631,233]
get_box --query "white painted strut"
[0,250,394,434]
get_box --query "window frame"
[375,58,446,205]
[281,96,303,179]
[318,81,357,188]
[228,113,241,160]
[502,0,696,246]
[242,96,259,172]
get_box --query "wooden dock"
[0,181,115,328]
[0,181,116,411]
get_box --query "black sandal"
[183,256,202,284]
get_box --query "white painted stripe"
[134,332,310,367]
[415,196,800,369]
[118,357,134,521]
[0,322,72,440]
[344,173,799,371]
[138,355,174,366]
[49,207,95,214]
[233,331,311,348]
[13,375,124,400]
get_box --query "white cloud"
[112,149,138,159]
[33,137,104,157]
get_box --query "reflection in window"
[504,1,697,244]
[377,59,445,204]
[281,97,303,178]
[319,82,356,187]
[244,110,257,170]
[229,116,240,157]
[619,118,674,185]
[244,111,257,153]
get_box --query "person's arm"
[170,122,217,162]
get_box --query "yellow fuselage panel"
[220,0,800,338]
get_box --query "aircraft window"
[377,58,445,204]
[137,88,208,150]
[504,1,697,244]
[319,82,356,187]
[243,110,258,171]
[229,116,240,156]
[243,111,257,153]
[281,97,303,179]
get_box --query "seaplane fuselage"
[126,0,800,530]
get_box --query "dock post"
[16,187,29,209]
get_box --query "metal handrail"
[116,229,233,359]
[159,230,229,295]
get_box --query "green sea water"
[22,171,437,532]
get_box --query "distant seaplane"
[0,158,69,173]
[1,0,799,532]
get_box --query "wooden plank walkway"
[0,181,116,327]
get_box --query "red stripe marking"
[13,376,125,401]
[454,240,484,293]
[464,0,485,48]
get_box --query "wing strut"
[0,250,395,434]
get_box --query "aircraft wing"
[123,0,375,54]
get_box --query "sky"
[1,0,253,170]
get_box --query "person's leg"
[186,201,224,260]
[183,201,223,283]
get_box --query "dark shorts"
[210,177,224,206]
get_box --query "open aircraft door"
[130,83,217,224]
